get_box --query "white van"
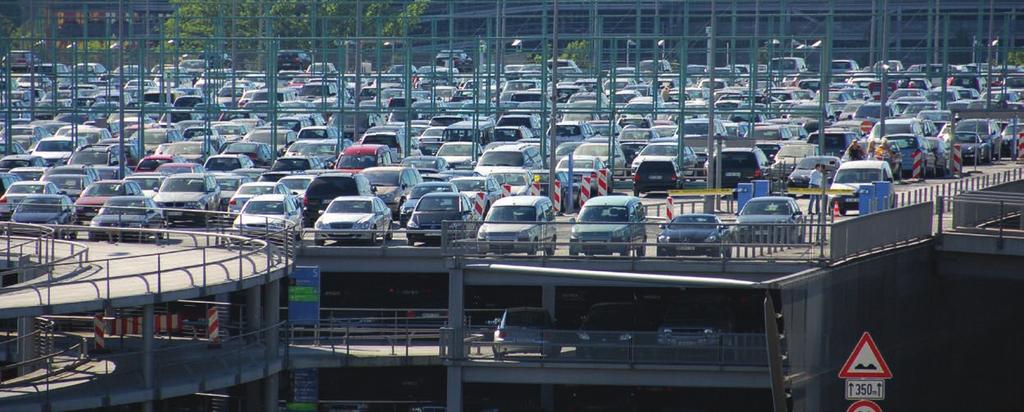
[476,196,557,255]
[829,160,895,215]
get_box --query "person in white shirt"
[808,163,824,214]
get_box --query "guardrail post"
[157,253,162,296]
[998,201,1005,249]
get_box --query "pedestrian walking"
[808,163,824,214]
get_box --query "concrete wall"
[778,241,1024,411]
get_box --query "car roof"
[581,195,640,206]
[343,144,386,154]
[747,196,795,202]
[241,182,281,187]
[165,173,207,179]
[247,194,289,202]
[838,160,887,169]
[11,180,48,185]
[328,195,376,202]
[421,191,462,198]
[492,195,548,207]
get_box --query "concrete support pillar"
[446,365,463,412]
[447,268,465,360]
[142,304,154,387]
[263,279,281,412]
[263,279,280,357]
[541,384,555,412]
[262,372,279,412]
[16,317,35,376]
[541,285,556,320]
[245,286,262,335]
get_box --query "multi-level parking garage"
[2,1,1024,411]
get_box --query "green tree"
[559,40,590,69]
[1008,50,1024,67]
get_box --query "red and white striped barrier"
[552,180,562,213]
[912,150,924,180]
[951,144,962,176]
[502,183,512,198]
[207,307,221,347]
[531,181,542,197]
[1018,140,1024,162]
[109,314,183,335]
[597,169,609,197]
[580,176,592,206]
[666,197,675,220]
[474,192,486,218]
[93,313,107,352]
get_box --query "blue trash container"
[858,185,876,215]
[736,183,754,214]
[873,181,892,211]
[752,180,770,198]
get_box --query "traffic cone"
[832,200,840,219]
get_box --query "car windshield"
[139,158,173,170]
[954,133,979,143]
[0,159,31,169]
[557,159,595,169]
[411,185,453,199]
[161,178,206,192]
[35,140,74,151]
[294,144,335,156]
[326,200,373,213]
[164,143,202,155]
[776,145,815,158]
[70,151,109,164]
[238,185,278,195]
[279,178,311,191]
[720,152,757,168]
[226,143,259,153]
[494,129,521,141]
[555,143,580,157]
[887,136,918,149]
[127,177,162,190]
[437,144,473,156]
[84,183,125,196]
[243,201,284,214]
[620,129,651,141]
[16,198,61,213]
[362,169,400,186]
[640,145,676,156]
[486,205,537,222]
[272,158,310,171]
[214,125,247,135]
[362,134,397,148]
[207,158,241,170]
[668,215,718,228]
[579,205,629,222]
[504,310,549,327]
[416,195,459,211]
[8,184,45,194]
[337,155,376,169]
[451,179,485,192]
[217,178,244,191]
[404,158,439,169]
[48,176,84,190]
[478,151,524,167]
[834,169,881,184]
[575,145,608,157]
[100,199,149,215]
[489,173,529,186]
[742,200,793,216]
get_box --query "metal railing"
[0,208,296,317]
[440,327,768,367]
[0,317,90,388]
[441,219,832,262]
[948,193,1024,241]
[829,201,934,261]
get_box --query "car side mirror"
[371,186,378,194]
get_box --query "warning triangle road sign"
[839,332,893,379]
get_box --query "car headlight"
[705,234,719,242]
[477,231,487,240]
[517,231,532,241]
[186,201,203,209]
[314,220,325,229]
[657,235,669,242]
[577,332,590,340]
[353,221,371,229]
[407,219,419,229]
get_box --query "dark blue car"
[655,214,731,258]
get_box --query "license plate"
[676,246,695,251]
[845,198,857,203]
[648,175,662,180]
[725,172,741,177]
[166,211,183,216]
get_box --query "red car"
[154,162,206,175]
[334,144,393,173]
[136,154,186,173]
[75,180,145,222]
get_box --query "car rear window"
[720,152,758,168]
[307,176,358,197]
[505,310,549,327]
[637,161,675,174]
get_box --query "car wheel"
[407,239,416,246]
[384,230,393,241]
[314,238,325,246]
[839,205,848,216]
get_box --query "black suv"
[277,50,312,71]
[434,50,473,73]
[302,173,374,225]
[707,147,771,189]
[633,160,685,196]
